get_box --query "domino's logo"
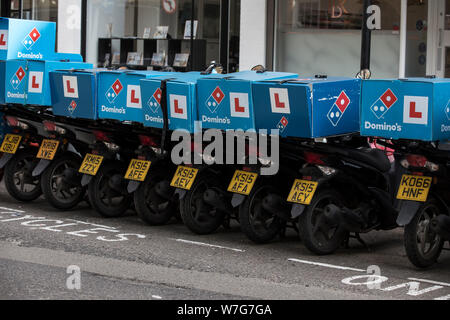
[106,79,123,104]
[206,87,225,113]
[277,117,289,133]
[22,27,41,50]
[370,89,398,119]
[68,100,77,115]
[327,91,350,127]
[10,67,26,90]
[148,88,162,114]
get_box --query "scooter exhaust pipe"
[204,189,232,213]
[430,215,450,241]
[262,194,291,221]
[324,204,365,233]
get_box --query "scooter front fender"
[231,193,246,208]
[32,159,52,177]
[291,204,306,219]
[0,153,14,169]
[396,201,421,226]
[127,180,141,194]
[81,174,94,187]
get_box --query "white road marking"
[172,239,245,253]
[152,295,162,300]
[0,207,25,213]
[288,258,365,272]
[67,219,118,230]
[408,278,450,288]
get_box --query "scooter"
[393,140,450,268]
[33,119,94,210]
[0,111,46,202]
[80,123,141,218]
[127,82,180,226]
[257,136,400,255]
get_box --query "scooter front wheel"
[4,148,42,202]
[239,183,282,244]
[41,153,86,211]
[404,199,444,268]
[134,172,176,226]
[88,162,132,218]
[298,189,347,255]
[180,171,226,235]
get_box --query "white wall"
[57,0,81,54]
[239,0,267,71]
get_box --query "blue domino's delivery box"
[252,77,361,138]
[97,70,176,123]
[50,69,106,120]
[361,78,450,142]
[141,72,227,133]
[1,59,92,106]
[197,71,298,131]
[0,18,57,61]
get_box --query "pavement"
[0,182,449,301]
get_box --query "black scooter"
[258,137,401,255]
[393,140,450,268]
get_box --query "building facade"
[1,0,449,79]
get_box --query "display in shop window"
[173,53,190,68]
[153,26,169,39]
[111,52,121,65]
[184,20,198,40]
[143,28,152,39]
[151,52,166,67]
[127,52,143,66]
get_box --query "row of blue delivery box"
[0,17,448,142]
[1,64,449,142]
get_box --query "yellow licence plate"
[0,134,22,154]
[36,139,60,160]
[79,154,104,176]
[124,159,152,182]
[396,175,432,202]
[287,179,319,205]
[227,170,259,196]
[170,166,199,190]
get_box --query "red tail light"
[6,116,18,127]
[43,121,56,132]
[406,155,427,168]
[93,130,110,142]
[304,152,325,165]
[139,135,158,148]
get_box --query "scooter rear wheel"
[41,153,86,211]
[239,183,282,244]
[88,162,132,218]
[4,148,42,202]
[135,172,176,226]
[180,171,226,235]
[404,199,444,268]
[298,189,347,255]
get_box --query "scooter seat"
[345,148,391,173]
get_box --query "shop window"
[86,0,222,71]
[275,0,402,78]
